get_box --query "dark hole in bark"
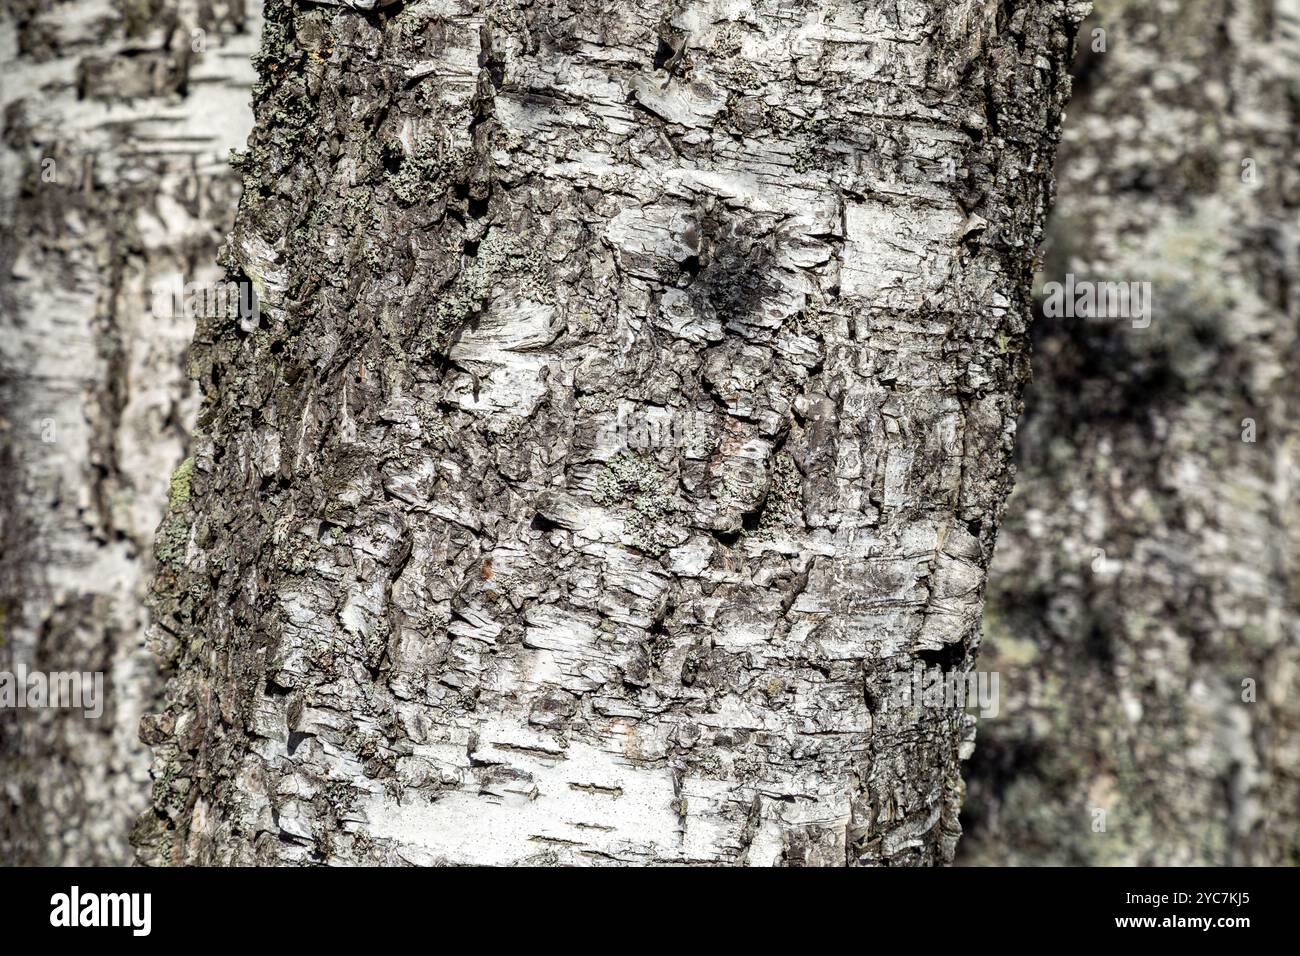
[382,147,403,175]
[530,513,560,533]
[653,38,676,70]
[1083,619,1114,665]
[709,527,741,547]
[916,640,965,672]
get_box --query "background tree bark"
[135,0,1086,866]
[0,0,258,865]
[960,0,1300,865]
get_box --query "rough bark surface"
[136,0,1086,866]
[0,0,258,865]
[961,0,1300,865]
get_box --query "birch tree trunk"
[134,0,1087,866]
[960,0,1300,865]
[0,0,258,865]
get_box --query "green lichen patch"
[155,517,190,571]
[151,759,190,816]
[753,451,802,538]
[594,454,678,555]
[168,456,195,508]
[156,457,196,571]
[388,135,472,207]
[576,392,616,414]
[428,228,555,352]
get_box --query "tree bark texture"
[134,0,1088,866]
[960,0,1300,865]
[0,0,258,865]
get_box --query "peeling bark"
[136,0,1087,866]
[961,0,1300,865]
[0,0,258,865]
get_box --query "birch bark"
[0,0,258,865]
[961,0,1300,865]
[135,0,1088,865]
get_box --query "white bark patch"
[449,299,558,417]
[841,202,966,306]
[362,735,736,864]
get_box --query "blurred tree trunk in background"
[960,0,1300,865]
[0,0,258,865]
[133,0,1085,865]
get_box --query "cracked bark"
[0,0,258,865]
[135,0,1087,866]
[961,0,1300,865]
